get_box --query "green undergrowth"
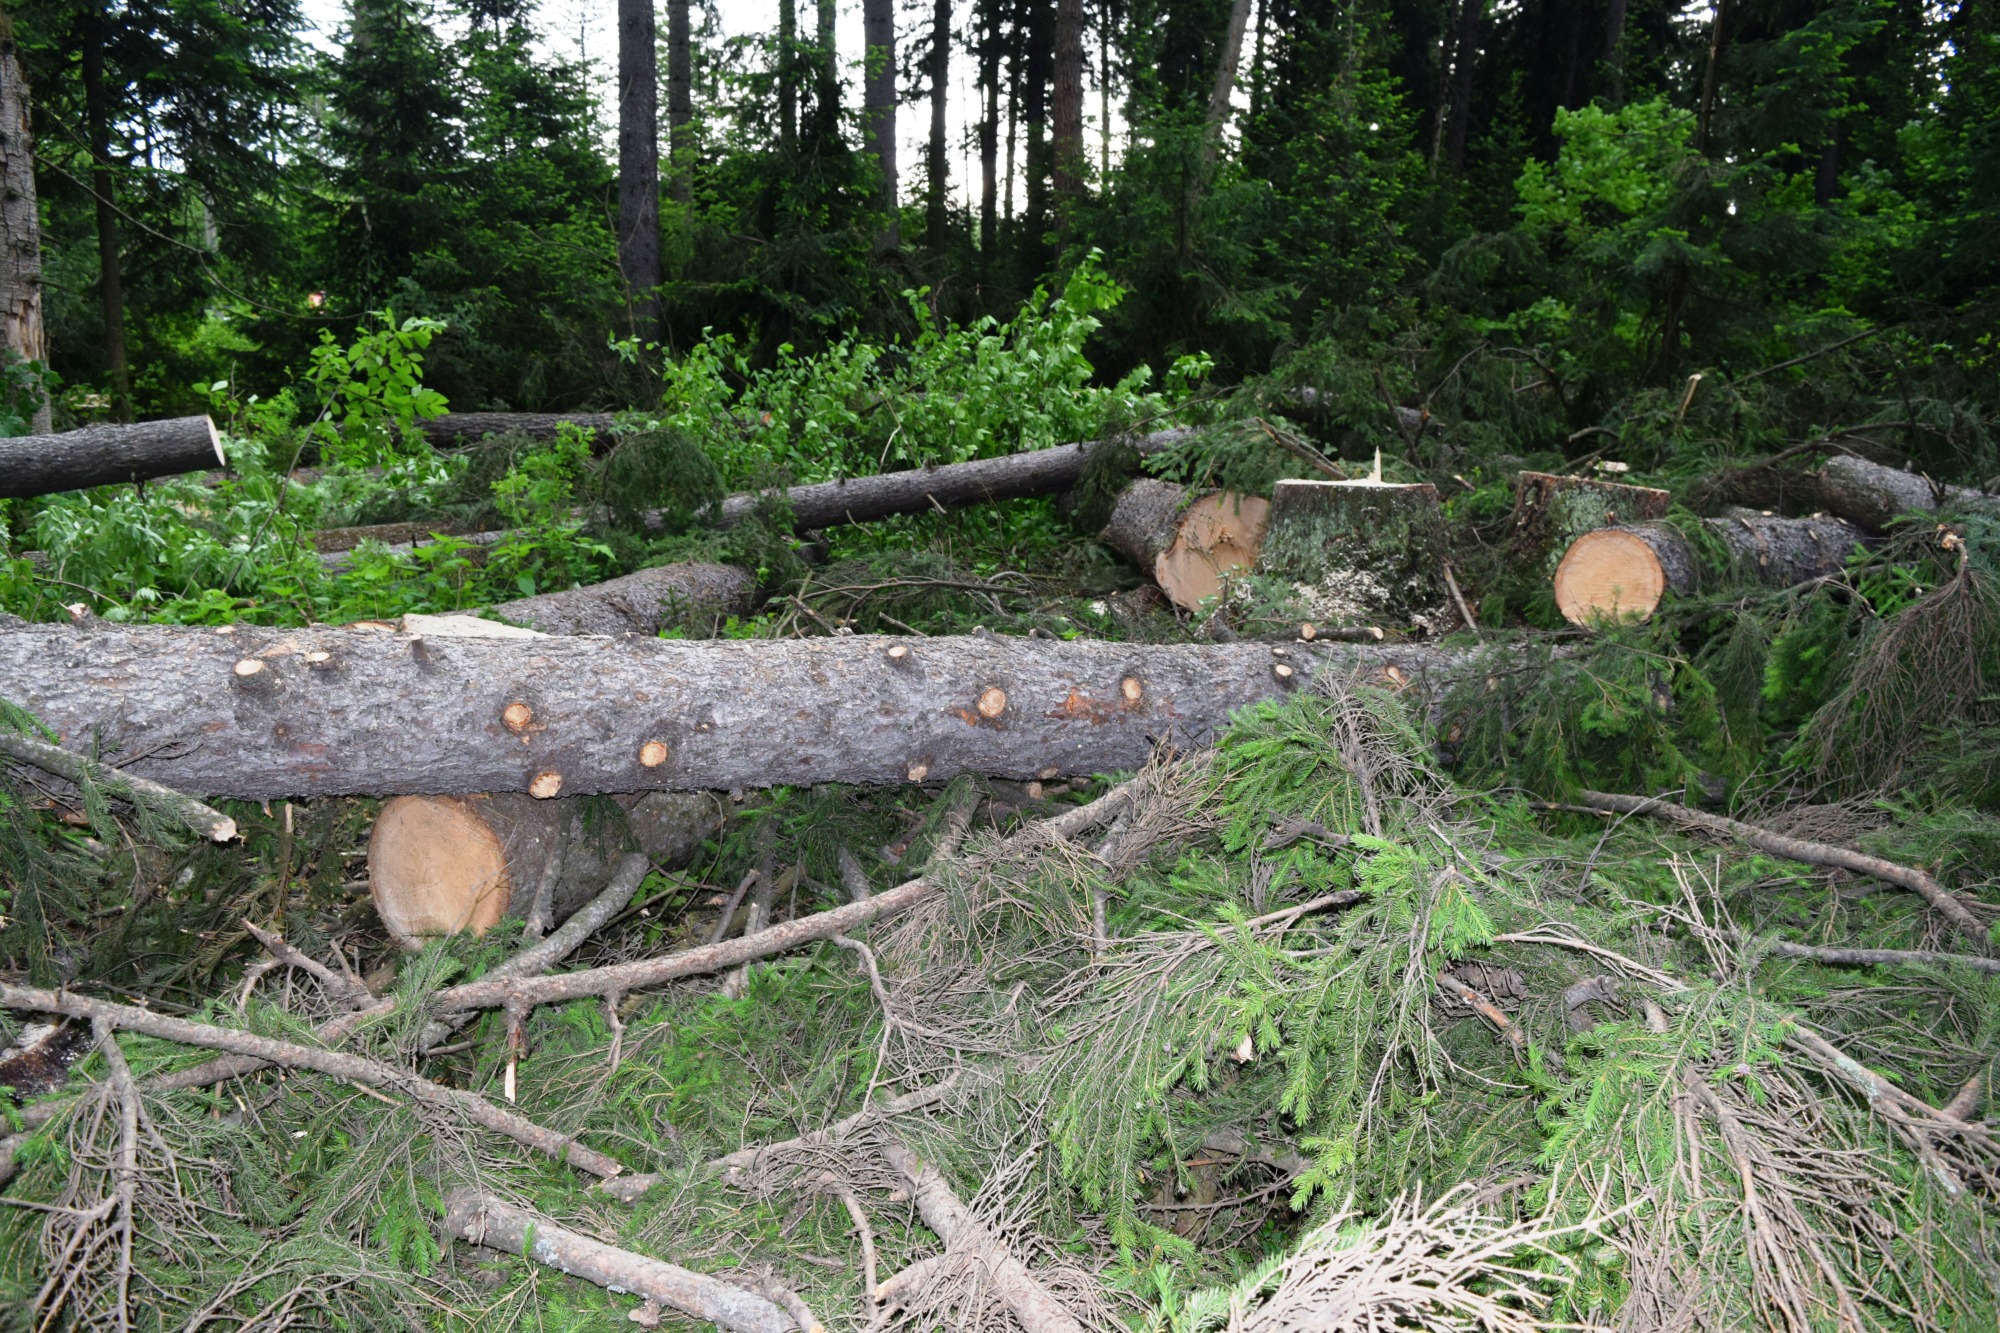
[3,685,1995,1329]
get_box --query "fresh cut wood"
[1099,478,1269,610]
[0,622,1460,799]
[0,415,224,499]
[1512,471,1672,572]
[1553,514,1866,624]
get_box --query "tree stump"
[1099,478,1269,611]
[1513,472,1672,572]
[1553,515,1866,624]
[1253,479,1447,626]
[368,790,723,949]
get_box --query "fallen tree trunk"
[1712,450,2000,531]
[441,1190,796,1333]
[1100,478,1268,611]
[416,411,617,448]
[711,428,1190,530]
[0,415,224,499]
[488,561,757,636]
[1552,514,1865,624]
[0,623,1460,798]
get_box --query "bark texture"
[1552,515,1864,624]
[1200,0,1254,169]
[1512,471,1671,571]
[80,7,129,417]
[0,623,1460,799]
[617,0,662,343]
[0,34,48,433]
[1100,479,1269,611]
[1255,479,1447,624]
[669,0,693,201]
[489,561,757,637]
[713,428,1189,530]
[1715,452,2000,531]
[442,1191,794,1333]
[0,415,224,499]
[864,0,897,247]
[416,412,617,448]
[1052,0,1086,198]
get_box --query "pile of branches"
[1,672,1995,1332]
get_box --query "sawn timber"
[0,622,1462,799]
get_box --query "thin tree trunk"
[1655,0,1730,382]
[1052,0,1086,200]
[780,0,798,151]
[79,8,130,420]
[668,0,692,200]
[617,0,662,344]
[928,0,950,252]
[864,0,899,248]
[1004,33,1019,225]
[0,30,48,433]
[1022,0,1052,249]
[1198,0,1253,170]
[1442,0,1482,171]
[1601,0,1628,102]
[1247,0,1266,125]
[1694,0,1730,154]
[814,0,837,141]
[979,0,999,257]
[1098,0,1112,177]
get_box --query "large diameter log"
[0,415,224,499]
[711,428,1190,531]
[1715,452,2000,531]
[1254,479,1447,625]
[369,789,724,948]
[1099,479,1269,611]
[0,623,1459,798]
[1512,471,1672,572]
[488,561,757,636]
[1553,515,1865,624]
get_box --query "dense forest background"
[5,0,1995,461]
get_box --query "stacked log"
[0,415,224,499]
[1099,479,1269,611]
[1552,515,1866,624]
[487,561,757,637]
[1253,479,1447,626]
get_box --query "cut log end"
[1552,528,1668,625]
[1152,491,1270,611]
[368,796,512,950]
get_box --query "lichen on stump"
[1513,472,1672,573]
[1254,479,1447,628]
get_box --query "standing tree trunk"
[864,0,899,249]
[1052,0,1086,201]
[1004,26,1020,226]
[813,0,837,142]
[1098,0,1113,177]
[979,0,999,258]
[928,0,950,253]
[617,0,662,345]
[1022,0,1053,256]
[1442,0,1482,172]
[779,0,798,152]
[79,8,130,420]
[0,27,48,433]
[668,0,693,200]
[1198,0,1253,171]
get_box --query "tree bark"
[928,0,951,252]
[0,32,48,433]
[864,0,898,248]
[813,0,837,142]
[1442,0,1483,171]
[713,427,1189,530]
[1022,0,1052,254]
[1552,514,1865,624]
[416,411,618,447]
[780,0,798,151]
[1199,0,1254,171]
[979,1,999,257]
[1255,479,1449,624]
[79,7,130,419]
[442,1191,794,1333]
[617,0,662,344]
[0,415,224,499]
[1100,479,1269,611]
[1801,454,2000,532]
[489,560,757,636]
[1052,0,1087,199]
[668,0,693,200]
[1511,471,1672,573]
[0,624,1462,799]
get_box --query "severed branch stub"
[0,730,236,842]
[440,1190,797,1333]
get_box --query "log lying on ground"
[487,561,757,636]
[1100,479,1269,611]
[1716,451,2000,531]
[1254,478,1448,625]
[1552,514,1865,624]
[1512,471,1672,573]
[0,623,1461,799]
[441,1190,795,1333]
[0,416,224,499]
[416,411,617,448]
[0,730,236,841]
[710,428,1190,531]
